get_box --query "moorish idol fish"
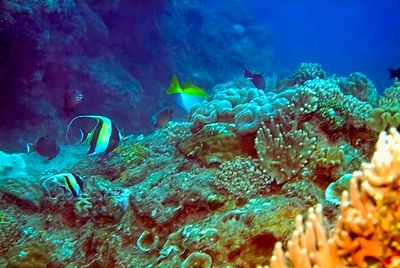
[151,107,173,128]
[41,173,84,198]
[26,136,60,160]
[166,74,208,112]
[66,115,122,155]
[244,68,265,90]
[388,68,400,80]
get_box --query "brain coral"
[189,78,291,134]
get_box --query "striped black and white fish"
[42,173,84,198]
[66,115,122,155]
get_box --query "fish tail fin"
[78,128,89,144]
[166,74,182,94]
[26,143,35,154]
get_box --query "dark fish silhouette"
[244,68,265,89]
[388,68,400,80]
[26,136,60,160]
[63,89,83,116]
[151,108,173,128]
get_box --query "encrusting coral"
[260,128,400,268]
[179,123,255,166]
[0,210,21,255]
[210,156,271,198]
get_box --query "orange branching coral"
[265,205,341,268]
[260,128,400,268]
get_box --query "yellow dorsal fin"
[183,81,208,97]
[166,74,182,94]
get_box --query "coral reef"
[181,252,213,268]
[0,210,21,255]
[334,72,378,105]
[1,65,396,267]
[179,123,255,165]
[277,63,326,89]
[255,120,317,184]
[6,243,52,268]
[0,151,43,207]
[189,78,290,134]
[210,156,271,199]
[264,128,400,268]
[368,81,400,132]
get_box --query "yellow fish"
[166,74,208,112]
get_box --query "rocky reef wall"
[0,0,274,152]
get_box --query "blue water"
[239,0,400,91]
[1,0,399,152]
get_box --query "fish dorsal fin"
[66,115,106,144]
[166,74,182,95]
[182,81,208,97]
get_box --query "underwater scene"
[1,0,400,267]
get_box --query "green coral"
[277,62,326,89]
[179,123,252,166]
[74,197,93,218]
[368,107,400,132]
[6,242,52,268]
[211,156,270,198]
[368,81,400,132]
[313,144,345,169]
[0,210,21,256]
[255,118,317,184]
[113,142,150,167]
